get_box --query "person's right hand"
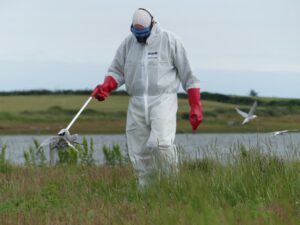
[91,76,118,101]
[91,85,109,101]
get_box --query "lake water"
[1,133,300,165]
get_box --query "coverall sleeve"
[173,37,200,91]
[106,39,127,87]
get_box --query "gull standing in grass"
[236,101,258,124]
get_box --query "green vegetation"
[102,144,129,166]
[1,140,300,224]
[1,91,300,134]
[0,144,13,174]
[23,137,96,167]
[1,92,299,224]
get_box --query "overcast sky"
[1,0,300,98]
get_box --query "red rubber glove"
[188,88,203,130]
[91,76,118,101]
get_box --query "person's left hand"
[189,104,203,130]
[188,88,203,130]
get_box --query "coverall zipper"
[143,46,150,125]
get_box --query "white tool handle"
[66,96,93,131]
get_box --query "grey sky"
[1,0,300,98]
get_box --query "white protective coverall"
[107,23,200,184]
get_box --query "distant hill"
[1,89,300,107]
[1,92,300,134]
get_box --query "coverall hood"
[132,8,153,28]
[131,8,154,44]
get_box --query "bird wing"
[242,118,249,124]
[236,108,249,118]
[274,130,289,136]
[67,141,79,152]
[248,101,257,116]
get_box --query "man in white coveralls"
[92,8,203,186]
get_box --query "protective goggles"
[130,25,152,38]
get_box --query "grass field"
[1,95,300,224]
[1,144,300,225]
[1,94,300,134]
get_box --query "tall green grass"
[0,144,13,174]
[1,141,300,224]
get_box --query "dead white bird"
[58,129,78,143]
[56,129,79,151]
[38,132,79,153]
[273,129,299,136]
[235,101,258,124]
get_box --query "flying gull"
[235,101,258,125]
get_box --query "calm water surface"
[1,133,300,165]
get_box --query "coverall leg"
[126,94,178,187]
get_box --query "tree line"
[1,89,300,107]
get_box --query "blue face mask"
[130,25,152,44]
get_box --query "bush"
[23,139,47,167]
[77,137,95,166]
[0,144,13,173]
[102,144,128,166]
[23,137,97,166]
[57,147,78,165]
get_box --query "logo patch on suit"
[148,51,158,59]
